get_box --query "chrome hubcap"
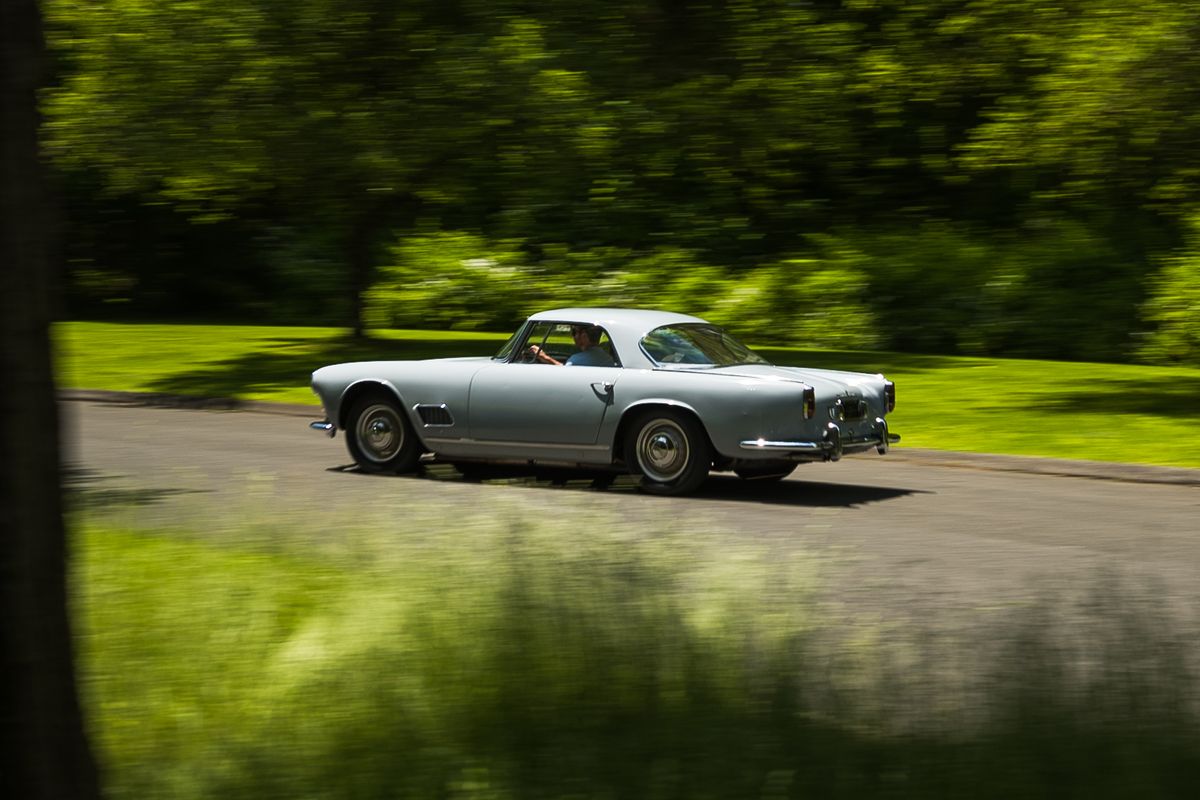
[636,419,689,482]
[357,404,404,462]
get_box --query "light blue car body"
[310,307,898,472]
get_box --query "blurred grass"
[73,514,1200,799]
[55,321,1200,467]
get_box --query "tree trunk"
[0,0,103,797]
[346,201,386,340]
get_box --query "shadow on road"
[64,466,209,511]
[329,462,926,508]
[692,474,925,507]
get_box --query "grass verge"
[55,321,1200,467]
[75,514,1200,799]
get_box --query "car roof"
[524,308,713,369]
[528,307,707,333]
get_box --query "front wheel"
[345,394,421,473]
[625,410,711,496]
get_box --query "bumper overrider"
[739,418,900,462]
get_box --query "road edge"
[61,388,319,417]
[60,388,1200,487]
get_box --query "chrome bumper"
[739,419,899,462]
[310,420,335,438]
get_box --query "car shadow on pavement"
[329,462,925,508]
[691,474,925,507]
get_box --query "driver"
[530,325,615,367]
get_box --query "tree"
[960,0,1200,218]
[43,0,598,336]
[1139,213,1200,365]
[0,0,102,797]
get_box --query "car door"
[467,363,619,445]
[467,322,620,445]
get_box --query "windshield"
[492,323,526,361]
[639,324,770,367]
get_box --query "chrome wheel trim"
[355,403,405,463]
[635,418,690,482]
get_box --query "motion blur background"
[13,4,1200,798]
[43,0,1200,362]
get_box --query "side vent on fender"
[416,404,454,427]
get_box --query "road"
[63,398,1200,626]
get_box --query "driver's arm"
[528,345,563,365]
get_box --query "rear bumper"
[310,420,335,438]
[739,418,899,462]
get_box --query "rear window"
[639,324,769,367]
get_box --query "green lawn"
[55,321,1200,468]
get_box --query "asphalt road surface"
[63,398,1200,627]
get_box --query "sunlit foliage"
[1140,216,1200,365]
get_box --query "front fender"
[335,379,409,430]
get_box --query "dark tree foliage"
[40,0,1200,360]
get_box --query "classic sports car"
[310,308,899,496]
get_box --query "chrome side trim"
[423,437,609,452]
[739,439,823,452]
[739,435,892,453]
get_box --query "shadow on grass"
[144,334,502,399]
[1035,375,1200,419]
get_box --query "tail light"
[884,381,896,413]
[803,386,816,419]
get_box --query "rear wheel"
[345,394,421,473]
[625,410,711,496]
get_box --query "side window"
[542,324,576,357]
[640,326,712,365]
[561,324,618,368]
[515,321,622,367]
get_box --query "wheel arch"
[611,400,715,465]
[338,380,410,430]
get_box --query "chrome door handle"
[592,381,619,402]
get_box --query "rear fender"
[611,399,714,464]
